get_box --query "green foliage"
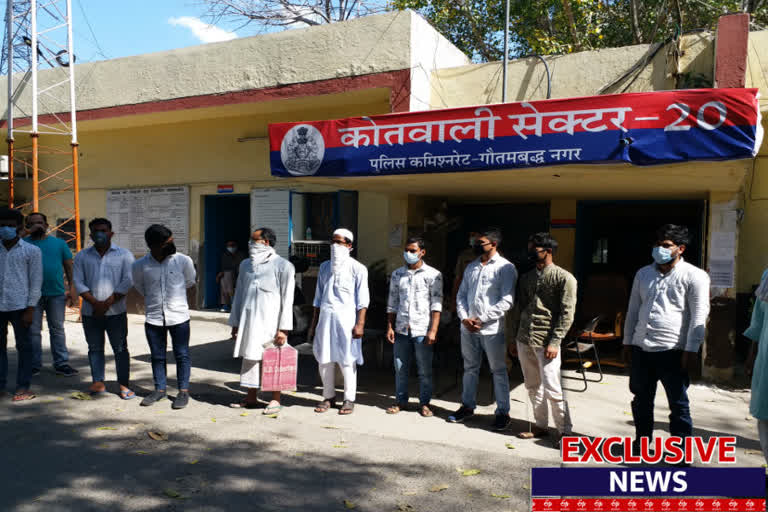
[390,0,768,61]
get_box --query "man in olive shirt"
[510,233,577,447]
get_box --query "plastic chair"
[565,316,604,391]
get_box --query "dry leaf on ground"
[459,469,481,476]
[343,499,356,509]
[163,489,183,499]
[402,491,418,496]
[240,412,249,417]
[97,427,117,431]
[189,460,199,465]
[70,391,92,400]
[429,484,449,492]
[148,431,168,441]
[397,505,415,511]
[135,451,148,455]
[505,443,515,449]
[491,493,511,499]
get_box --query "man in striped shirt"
[623,224,710,451]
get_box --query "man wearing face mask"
[623,224,710,452]
[228,227,294,415]
[73,218,135,398]
[217,239,245,313]
[309,228,369,415]
[133,224,197,409]
[450,227,517,430]
[23,212,78,377]
[0,207,42,402]
[386,237,443,417]
[510,233,577,447]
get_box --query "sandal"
[12,391,36,402]
[518,427,548,439]
[339,400,355,415]
[230,399,260,409]
[263,401,283,415]
[120,389,137,400]
[386,403,406,414]
[419,405,434,417]
[314,398,336,413]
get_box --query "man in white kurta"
[310,228,369,415]
[228,227,295,415]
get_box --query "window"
[592,237,608,264]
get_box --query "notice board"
[106,186,190,255]
[250,189,291,259]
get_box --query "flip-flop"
[339,400,355,415]
[518,429,548,439]
[12,391,36,402]
[120,389,137,400]
[314,399,336,413]
[263,403,283,415]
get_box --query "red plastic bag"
[261,345,298,392]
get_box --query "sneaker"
[140,390,167,407]
[31,368,41,377]
[447,405,475,423]
[172,391,190,410]
[54,364,79,377]
[492,414,512,431]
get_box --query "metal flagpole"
[502,0,510,103]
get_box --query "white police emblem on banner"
[280,124,325,176]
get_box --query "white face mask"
[248,241,273,266]
[226,246,236,254]
[330,243,351,273]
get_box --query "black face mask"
[30,225,45,236]
[527,249,541,264]
[161,242,177,258]
[473,242,486,256]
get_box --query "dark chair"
[564,316,604,391]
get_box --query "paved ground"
[0,311,764,511]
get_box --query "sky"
[70,0,244,63]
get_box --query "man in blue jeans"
[0,207,42,402]
[623,224,710,454]
[24,212,78,377]
[386,237,443,417]
[73,217,135,399]
[133,224,196,409]
[451,227,517,431]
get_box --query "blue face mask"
[0,226,18,241]
[404,251,420,265]
[92,231,109,247]
[652,246,674,265]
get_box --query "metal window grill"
[291,240,330,268]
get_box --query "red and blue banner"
[269,88,763,178]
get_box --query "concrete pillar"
[702,192,742,382]
[549,199,578,272]
[714,13,750,88]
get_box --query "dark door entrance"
[203,194,251,309]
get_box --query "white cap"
[333,228,354,243]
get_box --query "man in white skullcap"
[308,228,369,415]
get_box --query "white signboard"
[250,189,291,259]
[106,186,190,255]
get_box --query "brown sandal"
[419,405,433,417]
[518,427,548,439]
[12,391,36,402]
[314,398,336,413]
[339,400,355,415]
[386,403,406,414]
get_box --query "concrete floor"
[0,311,764,511]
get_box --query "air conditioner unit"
[0,155,8,181]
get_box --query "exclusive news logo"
[530,436,765,512]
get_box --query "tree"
[199,0,388,30]
[390,0,768,61]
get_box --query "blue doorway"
[203,194,251,309]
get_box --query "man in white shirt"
[451,228,517,431]
[386,237,443,417]
[309,228,369,416]
[73,218,135,399]
[133,224,197,409]
[0,207,42,401]
[228,227,295,416]
[623,224,710,450]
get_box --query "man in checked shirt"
[386,237,443,417]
